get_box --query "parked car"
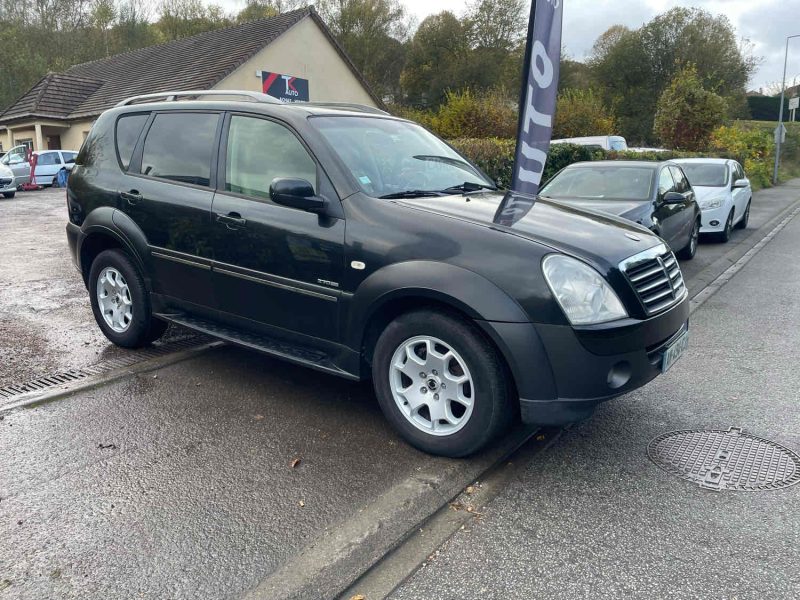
[66,90,689,457]
[671,158,751,242]
[0,162,14,198]
[551,135,628,151]
[0,146,79,187]
[540,160,701,260]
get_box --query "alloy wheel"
[389,335,475,436]
[96,266,133,332]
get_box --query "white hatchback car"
[673,158,752,242]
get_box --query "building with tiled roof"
[0,7,379,153]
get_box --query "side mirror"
[269,177,327,214]
[733,178,749,189]
[662,191,685,204]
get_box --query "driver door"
[210,113,345,342]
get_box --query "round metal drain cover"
[648,427,800,491]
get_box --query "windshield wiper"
[440,182,497,194]
[378,190,446,199]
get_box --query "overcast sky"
[396,0,797,92]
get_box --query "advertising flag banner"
[261,71,310,102]
[511,0,564,195]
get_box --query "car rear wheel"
[89,249,167,348]
[677,218,700,260]
[736,200,751,230]
[372,309,514,457]
[718,209,734,242]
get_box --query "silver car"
[0,162,15,198]
[0,146,79,187]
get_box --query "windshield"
[678,163,728,187]
[310,116,493,198]
[540,166,654,200]
[609,137,627,151]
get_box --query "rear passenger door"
[121,110,221,310]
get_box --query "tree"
[401,11,470,106]
[553,89,616,139]
[589,8,757,144]
[653,64,727,151]
[315,0,410,99]
[465,0,526,52]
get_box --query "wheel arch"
[79,207,150,288]
[347,261,530,368]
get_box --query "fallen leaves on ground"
[289,457,301,469]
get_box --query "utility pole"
[774,34,800,185]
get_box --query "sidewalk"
[391,203,800,598]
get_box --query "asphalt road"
[390,195,800,599]
[1,182,799,599]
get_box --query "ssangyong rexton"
[66,91,690,457]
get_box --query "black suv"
[66,90,690,457]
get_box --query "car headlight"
[699,196,723,210]
[542,255,628,325]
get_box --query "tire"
[88,249,167,348]
[718,209,734,243]
[736,200,751,230]
[677,218,700,260]
[372,309,515,457]
[2,192,14,199]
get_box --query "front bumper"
[0,176,15,193]
[478,294,690,426]
[699,203,731,233]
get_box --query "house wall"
[10,128,36,148]
[215,17,377,107]
[0,129,10,153]
[62,120,95,151]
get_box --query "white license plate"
[661,329,689,373]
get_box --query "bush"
[449,137,516,188]
[433,89,518,139]
[654,64,727,151]
[710,125,774,189]
[553,89,617,139]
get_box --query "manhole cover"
[647,427,800,491]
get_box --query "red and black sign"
[261,71,309,103]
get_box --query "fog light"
[607,361,632,390]
[710,220,719,227]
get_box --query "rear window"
[116,113,149,170]
[139,112,218,186]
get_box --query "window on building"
[115,113,149,171]
[225,116,317,200]
[140,113,218,186]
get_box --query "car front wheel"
[2,192,14,199]
[372,309,514,457]
[677,218,700,260]
[89,249,167,348]
[736,200,751,230]
[718,209,734,243]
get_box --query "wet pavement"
[390,194,800,599]
[0,182,799,599]
[0,188,193,389]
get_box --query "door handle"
[120,190,143,205]
[215,212,247,230]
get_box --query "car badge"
[625,233,641,242]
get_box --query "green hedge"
[451,125,783,191]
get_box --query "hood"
[691,185,727,203]
[0,163,12,178]
[395,191,661,268]
[539,196,650,222]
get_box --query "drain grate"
[0,333,213,404]
[648,427,800,491]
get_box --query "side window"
[62,151,77,164]
[658,168,675,197]
[140,112,218,186]
[669,166,689,193]
[225,115,317,200]
[37,152,60,166]
[115,113,149,171]
[735,163,745,181]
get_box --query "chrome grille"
[620,244,686,315]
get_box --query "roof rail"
[298,102,389,115]
[115,90,282,107]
